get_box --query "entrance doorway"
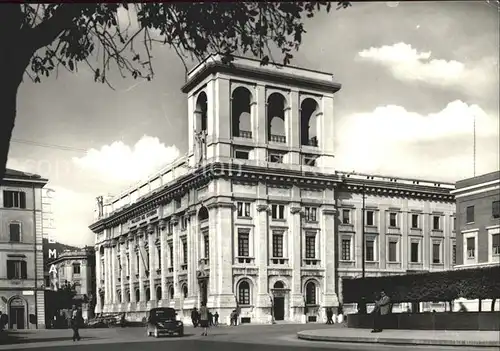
[273,297,285,321]
[9,298,26,329]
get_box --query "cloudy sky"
[7,2,499,247]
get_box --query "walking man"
[326,308,334,324]
[199,302,209,336]
[213,311,219,326]
[371,290,391,333]
[191,307,199,327]
[70,305,82,341]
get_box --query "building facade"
[89,55,457,324]
[0,169,47,329]
[451,171,500,268]
[47,247,96,320]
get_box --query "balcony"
[270,258,288,265]
[238,130,252,139]
[180,264,187,271]
[303,259,320,267]
[269,134,286,143]
[236,257,254,264]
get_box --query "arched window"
[238,281,250,305]
[231,87,253,138]
[198,206,209,221]
[135,289,140,302]
[117,291,122,303]
[273,281,284,289]
[125,290,130,302]
[305,281,317,305]
[182,285,188,298]
[156,286,162,300]
[195,92,208,132]
[267,93,287,143]
[169,286,174,299]
[145,288,151,301]
[300,98,319,147]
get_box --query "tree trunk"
[492,298,497,312]
[448,300,453,312]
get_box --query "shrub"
[342,265,500,304]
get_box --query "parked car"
[146,308,184,337]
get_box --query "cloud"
[357,42,497,97]
[335,100,499,182]
[72,135,180,183]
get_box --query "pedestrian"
[199,302,209,336]
[371,290,391,333]
[120,313,126,327]
[70,305,81,341]
[230,310,237,326]
[326,308,333,324]
[191,307,198,327]
[208,311,213,326]
[214,311,219,326]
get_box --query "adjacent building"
[0,169,47,329]
[451,170,500,268]
[89,55,457,324]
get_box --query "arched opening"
[195,92,208,132]
[300,98,319,147]
[198,206,210,261]
[125,290,130,303]
[145,288,151,301]
[156,286,162,300]
[305,280,317,305]
[117,291,122,303]
[169,286,174,300]
[231,87,253,138]
[198,206,209,222]
[267,93,287,143]
[273,281,284,289]
[8,296,27,329]
[135,289,140,302]
[238,280,251,305]
[182,285,188,299]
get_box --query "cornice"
[339,182,454,202]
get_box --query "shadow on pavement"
[0,333,97,345]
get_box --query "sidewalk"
[297,328,500,347]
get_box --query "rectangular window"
[157,247,161,269]
[492,234,500,255]
[365,239,375,262]
[272,233,283,258]
[432,242,441,263]
[366,211,374,226]
[136,253,140,272]
[342,209,350,224]
[410,242,419,263]
[411,214,419,229]
[453,217,456,231]
[304,207,317,222]
[452,244,457,264]
[341,239,351,261]
[169,245,174,267]
[238,231,250,257]
[433,216,440,230]
[203,235,209,259]
[9,223,21,242]
[7,260,27,279]
[237,202,251,217]
[269,153,283,163]
[493,201,500,219]
[305,234,316,259]
[388,241,398,262]
[238,283,250,305]
[467,237,475,258]
[73,264,81,274]
[3,191,27,209]
[389,213,397,227]
[466,206,475,223]
[234,150,249,160]
[183,240,188,264]
[271,204,285,220]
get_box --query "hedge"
[342,265,500,304]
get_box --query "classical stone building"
[89,55,457,324]
[0,169,47,329]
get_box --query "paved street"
[1,324,496,351]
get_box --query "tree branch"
[29,4,87,50]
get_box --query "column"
[159,220,168,303]
[254,84,267,161]
[138,230,146,304]
[95,245,102,313]
[128,235,136,303]
[289,202,303,320]
[147,225,155,303]
[255,199,271,322]
[187,210,197,300]
[171,216,181,307]
[288,89,300,164]
[322,203,339,308]
[111,241,117,305]
[120,239,126,306]
[104,245,111,307]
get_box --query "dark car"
[146,308,184,337]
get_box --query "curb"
[296,331,500,347]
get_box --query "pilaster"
[128,234,136,303]
[138,230,146,305]
[255,199,272,313]
[120,239,126,305]
[111,241,117,304]
[322,205,338,307]
[289,203,303,309]
[159,220,168,304]
[95,245,102,313]
[254,84,267,160]
[172,216,181,304]
[147,225,155,302]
